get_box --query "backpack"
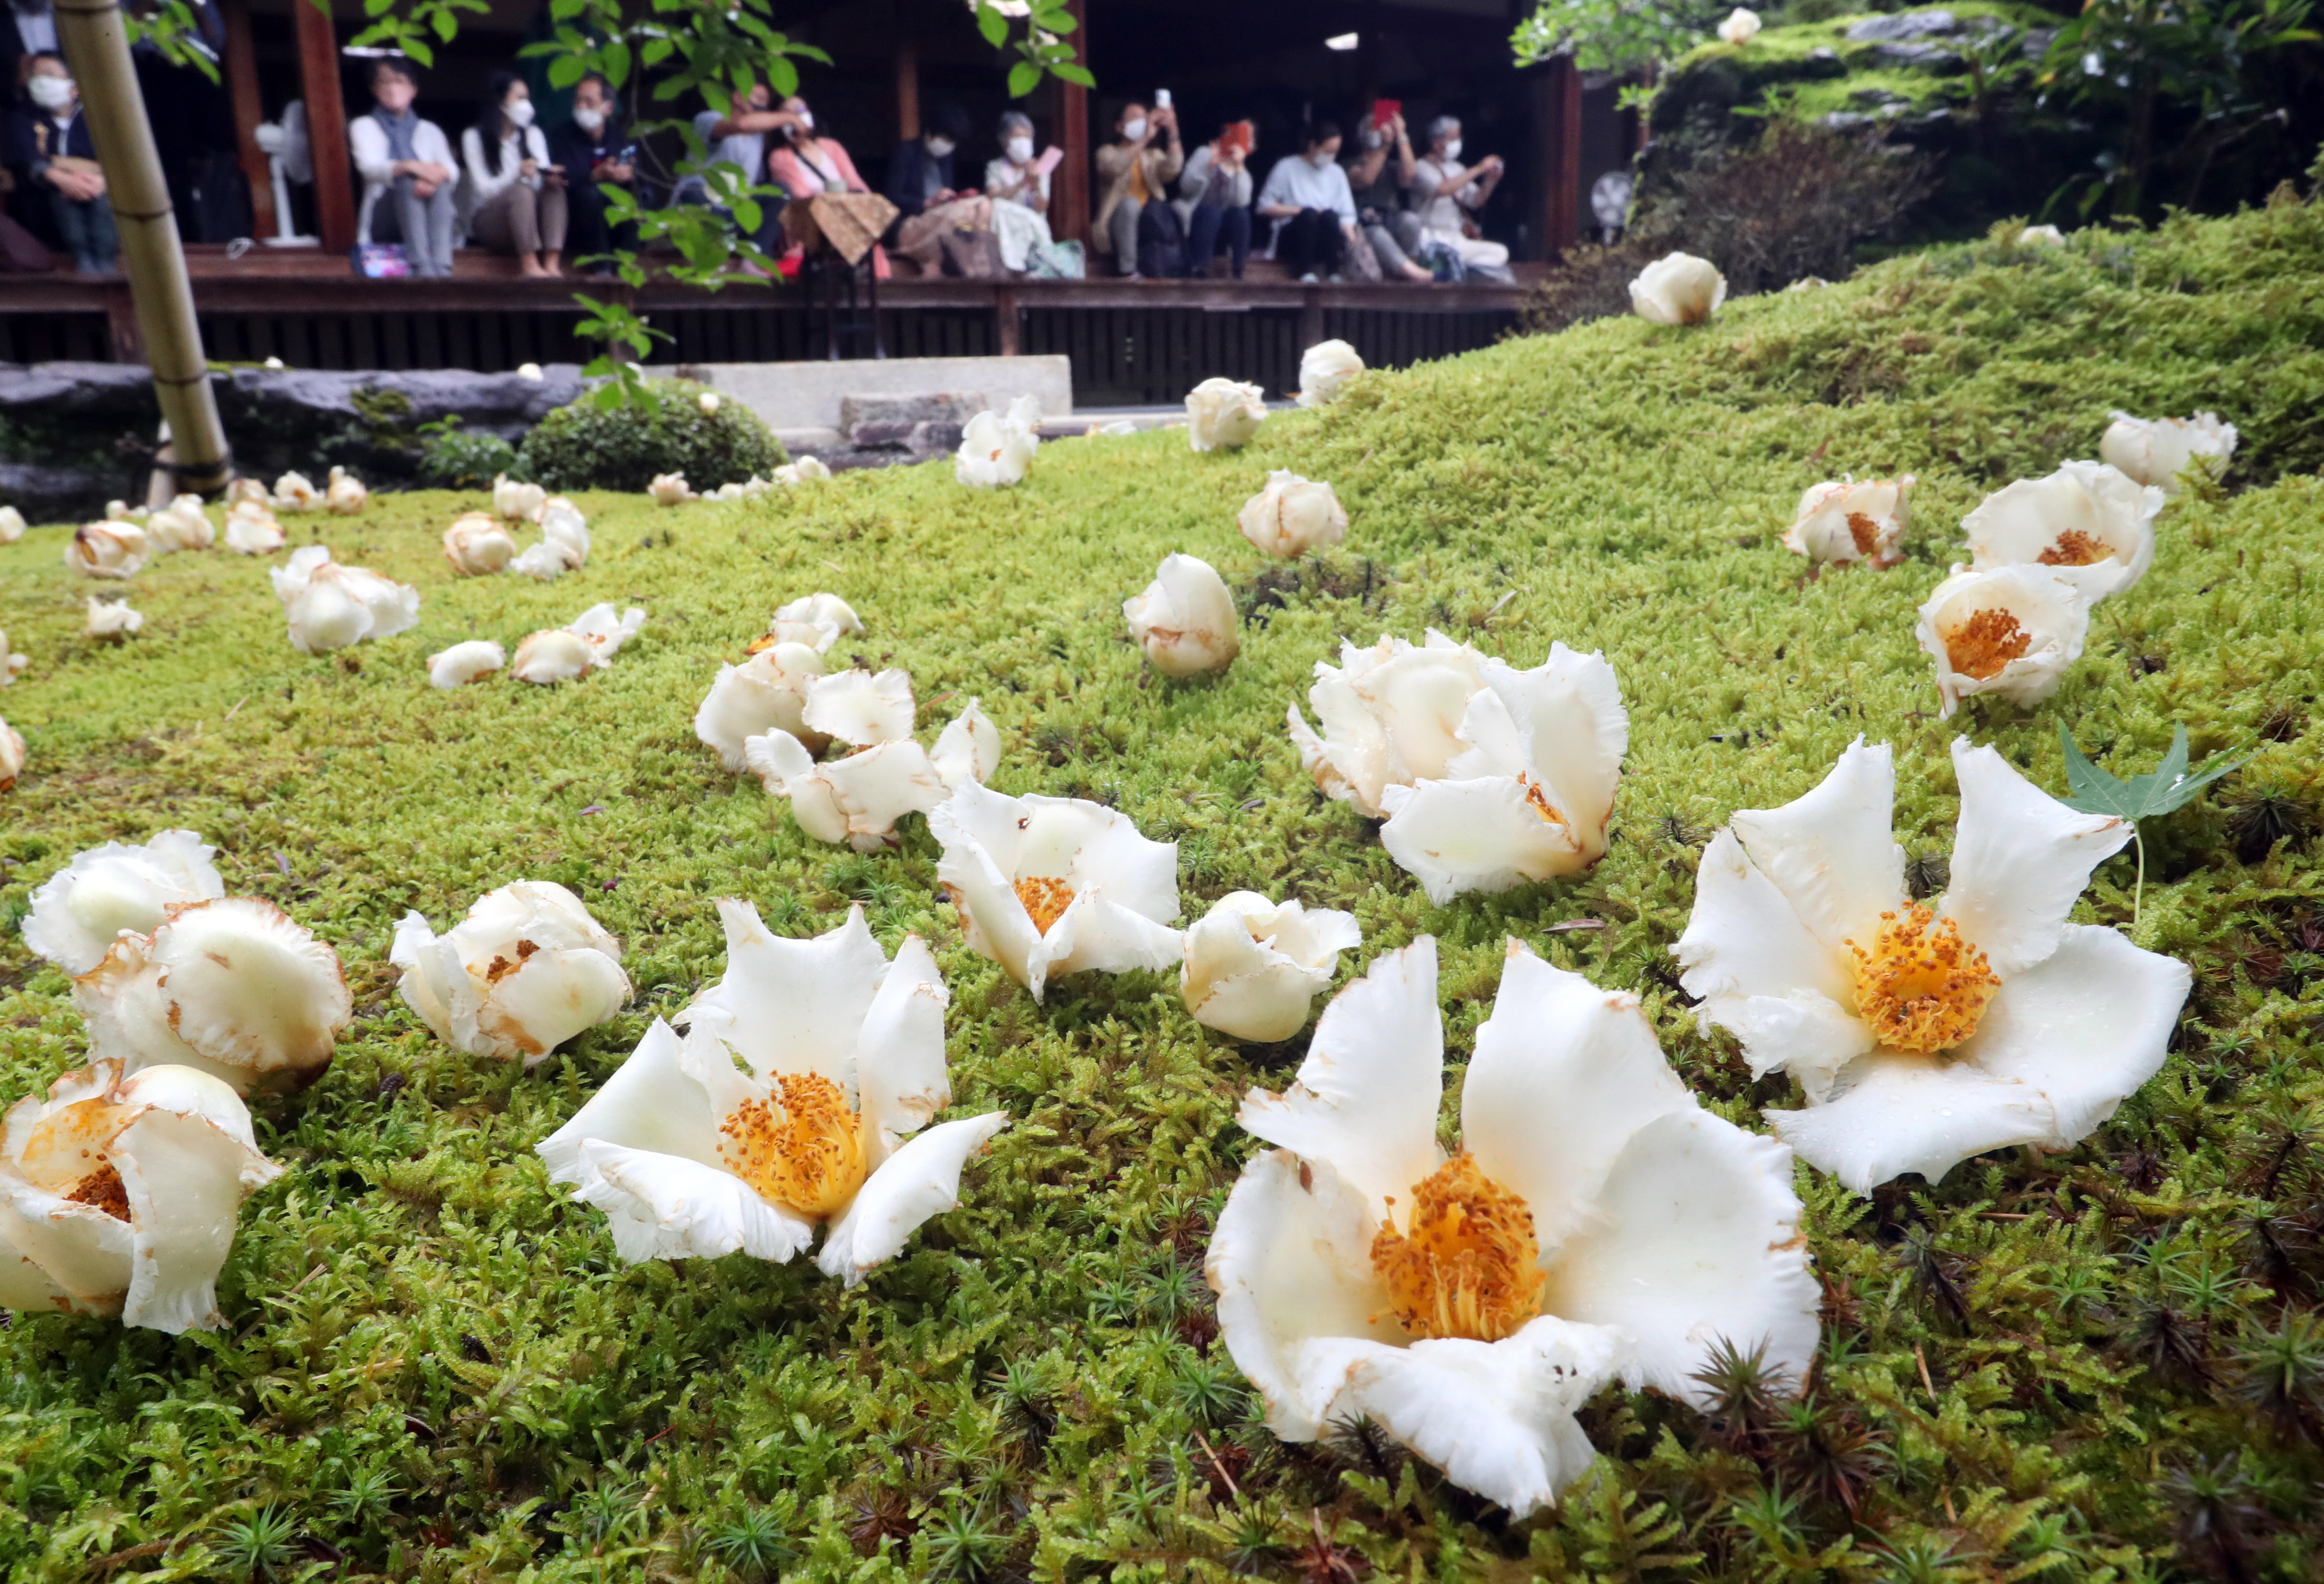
[1137,199,1186,280]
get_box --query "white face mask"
[1006,136,1033,165]
[1444,137,1463,163]
[794,109,814,131]
[925,135,954,157]
[1121,117,1146,142]
[506,98,535,129]
[1306,150,1331,168]
[28,74,72,111]
[573,105,606,134]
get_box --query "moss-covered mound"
[2,200,2323,1580]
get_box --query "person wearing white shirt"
[1254,121,1359,281]
[1410,115,1511,281]
[982,109,1055,273]
[462,71,564,277]
[346,57,457,277]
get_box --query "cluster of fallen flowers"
[650,457,833,505]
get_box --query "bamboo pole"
[52,0,233,495]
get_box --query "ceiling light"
[1325,32,1359,50]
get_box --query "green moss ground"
[3,199,2324,1581]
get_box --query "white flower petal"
[1379,776,1587,903]
[512,629,594,684]
[1729,737,1906,956]
[1960,461,2161,599]
[928,699,1001,790]
[1940,737,2132,979]
[1674,827,1860,1013]
[1125,553,1240,675]
[1185,377,1267,452]
[1699,991,1870,1104]
[494,475,547,523]
[930,788,1048,992]
[479,948,632,1066]
[1037,890,1185,989]
[772,592,861,648]
[854,934,952,1163]
[0,1183,131,1313]
[1629,252,1726,325]
[0,1232,73,1312]
[537,1018,724,1184]
[113,1095,282,1333]
[816,1110,1009,1284]
[1768,1050,2055,1195]
[1182,892,1360,1043]
[817,741,948,848]
[568,602,646,660]
[2099,411,2235,495]
[698,643,827,769]
[802,667,915,745]
[681,901,890,1090]
[23,830,224,976]
[428,640,505,689]
[569,1140,814,1264]
[1296,339,1364,408]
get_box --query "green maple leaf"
[2055,723,2251,823]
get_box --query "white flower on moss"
[955,402,1040,488]
[326,466,368,515]
[0,628,23,684]
[513,604,643,685]
[649,472,694,506]
[23,830,224,976]
[0,1058,282,1333]
[494,474,547,523]
[226,477,270,508]
[570,602,646,662]
[428,639,505,689]
[271,472,319,512]
[1717,6,1761,43]
[223,502,285,556]
[1676,737,2190,1192]
[746,692,1000,852]
[1784,475,1913,568]
[763,592,863,654]
[1181,893,1361,1042]
[1125,554,1240,676]
[2019,224,2066,247]
[775,456,833,485]
[537,903,1008,1284]
[1239,471,1349,560]
[540,497,589,557]
[144,495,214,554]
[76,896,352,1095]
[0,505,23,543]
[391,881,629,1066]
[66,520,147,579]
[699,390,722,415]
[1629,252,1727,326]
[82,598,142,641]
[1960,460,2161,600]
[1297,339,1364,408]
[1186,377,1267,453]
[1211,938,1818,1516]
[930,784,1182,1000]
[0,718,21,788]
[443,512,519,577]
[697,642,827,769]
[269,546,421,655]
[1914,564,2092,719]
[2099,411,2236,496]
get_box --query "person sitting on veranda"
[1255,120,1360,282]
[2,52,112,273]
[346,56,456,277]
[983,109,1055,273]
[462,70,564,277]
[678,80,801,264]
[551,71,636,277]
[1411,114,1512,281]
[884,100,993,272]
[1091,98,1180,279]
[1346,104,1432,283]
[1172,117,1253,280]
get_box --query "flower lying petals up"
[326,465,368,514]
[955,400,1042,488]
[698,641,827,767]
[512,604,643,686]
[775,456,833,485]
[1784,475,1913,569]
[537,902,1008,1285]
[84,598,142,640]
[428,639,505,689]
[1211,937,1817,1516]
[1125,554,1240,676]
[931,784,1183,1000]
[1239,471,1349,560]
[1629,252,1726,325]
[649,473,693,507]
[756,592,863,654]
[65,520,147,580]
[1296,339,1364,408]
[443,512,519,577]
[269,546,421,655]
[76,896,352,1095]
[1672,736,2191,1193]
[1186,377,1267,453]
[392,880,630,1065]
[23,829,225,976]
[2100,411,2236,495]
[1915,564,2091,719]
[0,1058,282,1332]
[746,695,1000,852]
[1181,892,1361,1042]
[1959,460,2161,600]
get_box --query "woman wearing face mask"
[1092,98,1180,279]
[463,71,565,277]
[1173,118,1253,281]
[1411,115,1510,281]
[884,100,994,273]
[1255,121,1360,282]
[347,58,457,277]
[1345,105,1432,284]
[767,95,870,203]
[551,71,637,275]
[4,53,113,273]
[983,109,1057,273]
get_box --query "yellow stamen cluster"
[718,1072,867,1219]
[1014,876,1075,936]
[67,1163,130,1221]
[1943,609,2032,680]
[1370,1154,1544,1342]
[1845,511,1881,556]
[1846,902,2002,1055]
[2037,529,2109,567]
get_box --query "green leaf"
[642,36,674,64]
[1008,60,1043,97]
[1051,61,1094,87]
[975,2,1010,47]
[401,37,433,67]
[603,39,631,87]
[1038,10,1078,35]
[547,55,586,89]
[431,8,456,42]
[363,0,393,17]
[2057,723,2252,823]
[550,0,586,16]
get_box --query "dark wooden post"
[1538,54,1580,260]
[1052,0,1089,245]
[221,0,273,238]
[895,37,919,142]
[295,0,355,252]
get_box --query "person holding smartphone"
[551,72,638,276]
[1411,113,1511,281]
[1346,103,1432,283]
[1093,96,1180,278]
[1174,117,1253,279]
[462,70,566,277]
[984,108,1058,272]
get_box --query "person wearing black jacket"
[549,71,637,274]
[4,53,114,272]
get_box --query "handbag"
[1026,238,1084,279]
[938,226,1004,279]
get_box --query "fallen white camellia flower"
[649,472,693,506]
[269,546,421,655]
[223,501,286,556]
[326,466,368,515]
[427,639,506,689]
[66,520,148,579]
[697,642,827,768]
[1674,737,2191,1193]
[512,603,646,684]
[1186,377,1267,453]
[23,829,224,976]
[513,497,591,580]
[1124,553,1240,675]
[1181,892,1361,1042]
[931,783,1183,999]
[1959,460,2161,600]
[537,903,1009,1285]
[2019,224,2066,247]
[1717,5,1761,43]
[0,717,20,789]
[1915,563,2093,718]
[226,477,269,507]
[2099,411,2237,495]
[517,361,544,381]
[1239,470,1349,559]
[0,1058,283,1332]
[699,390,722,415]
[144,495,214,554]
[1784,475,1914,569]
[271,472,319,512]
[1211,938,1818,1515]
[84,597,142,640]
[494,473,548,523]
[76,896,353,1095]
[1296,339,1364,408]
[0,628,23,684]
[443,512,519,577]
[1629,251,1727,326]
[955,397,1042,488]
[758,592,862,654]
[0,505,22,542]
[570,601,646,661]
[391,881,630,1065]
[745,685,1001,851]
[775,456,832,484]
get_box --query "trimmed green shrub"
[415,417,521,490]
[517,378,786,493]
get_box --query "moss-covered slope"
[2,201,2323,1580]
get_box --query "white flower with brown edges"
[270,546,421,655]
[537,904,1008,1285]
[1186,378,1267,453]
[1238,471,1349,560]
[23,829,225,976]
[744,673,1001,852]
[1180,892,1361,1042]
[1296,340,1364,408]
[2100,411,2235,495]
[391,881,631,1066]
[1959,460,2161,600]
[1629,252,1726,326]
[1673,737,2191,1193]
[1915,564,2092,718]
[1784,476,1912,568]
[66,520,147,580]
[1209,938,1817,1517]
[1125,554,1240,675]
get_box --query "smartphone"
[1154,88,1172,108]
[1372,98,1401,132]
